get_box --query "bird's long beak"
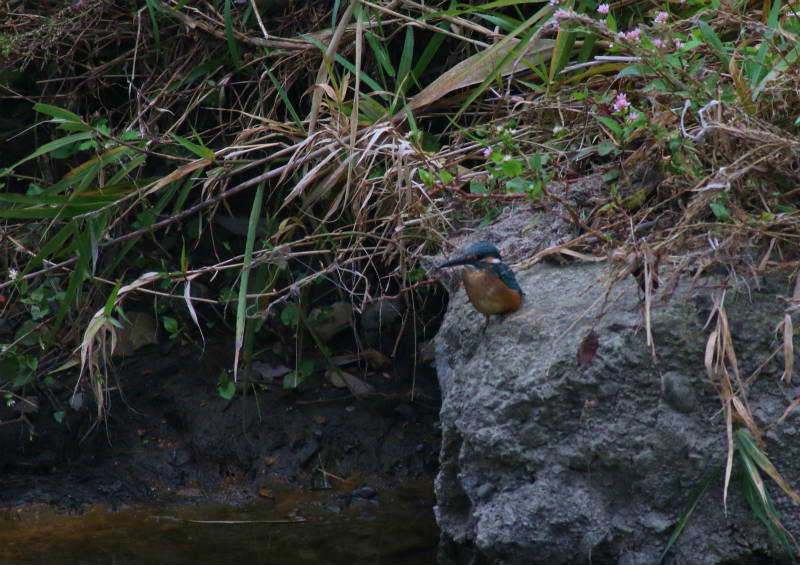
[437,255,473,270]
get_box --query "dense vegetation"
[2,0,800,557]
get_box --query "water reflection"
[0,481,438,564]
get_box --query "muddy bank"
[0,337,441,510]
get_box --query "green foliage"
[663,430,800,562]
[283,359,314,390]
[474,122,550,198]
[161,316,181,340]
[217,372,236,400]
[281,304,300,327]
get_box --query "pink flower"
[617,28,642,42]
[652,38,666,48]
[483,147,493,158]
[597,3,610,15]
[654,11,668,24]
[628,111,640,121]
[612,93,630,112]
[554,8,572,19]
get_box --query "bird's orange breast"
[461,267,522,316]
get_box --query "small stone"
[351,485,377,499]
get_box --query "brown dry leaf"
[576,329,599,368]
[780,313,793,384]
[723,396,734,515]
[776,396,800,426]
[731,395,763,448]
[704,329,718,380]
[362,347,392,370]
[406,38,554,112]
[325,369,375,397]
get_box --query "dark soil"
[0,336,442,510]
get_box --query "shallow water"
[0,481,438,565]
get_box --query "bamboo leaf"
[2,131,94,173]
[224,0,240,67]
[233,181,265,381]
[169,133,216,162]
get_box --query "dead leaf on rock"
[577,329,599,368]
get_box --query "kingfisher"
[438,242,524,328]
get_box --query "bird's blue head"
[438,241,502,268]
[438,241,523,295]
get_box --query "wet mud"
[0,337,441,512]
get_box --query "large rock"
[434,260,800,564]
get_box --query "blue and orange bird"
[438,242,524,328]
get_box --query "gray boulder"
[435,260,800,564]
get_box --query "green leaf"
[470,179,488,194]
[3,131,94,173]
[145,0,161,54]
[506,177,532,193]
[397,26,414,93]
[595,115,623,136]
[499,158,523,178]
[233,181,264,380]
[224,0,240,67]
[217,372,236,399]
[53,226,91,330]
[169,133,215,162]
[104,278,124,318]
[365,31,395,79]
[661,463,722,562]
[281,304,300,327]
[709,202,731,222]
[412,28,445,82]
[596,139,617,156]
[283,369,305,389]
[162,315,179,336]
[33,103,84,125]
[299,359,315,376]
[265,68,304,130]
[697,19,729,67]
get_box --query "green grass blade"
[33,103,86,127]
[224,0,240,67]
[660,463,721,563]
[53,225,91,330]
[265,67,305,130]
[365,30,394,79]
[397,26,414,94]
[739,447,798,560]
[697,19,729,67]
[145,0,161,54]
[18,222,74,276]
[1,131,93,174]
[169,133,215,162]
[233,181,265,380]
[412,28,445,84]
